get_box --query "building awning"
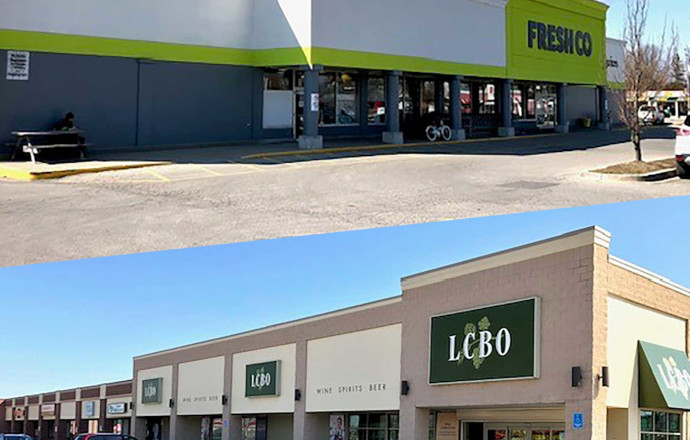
[639,341,690,410]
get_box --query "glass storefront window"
[641,410,682,440]
[347,413,398,440]
[319,72,358,126]
[368,77,385,124]
[478,83,496,115]
[241,417,256,440]
[422,81,435,115]
[263,70,293,90]
[428,413,436,440]
[461,83,471,114]
[512,84,524,119]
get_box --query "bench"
[9,130,88,163]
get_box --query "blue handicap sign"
[573,412,584,429]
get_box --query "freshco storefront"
[129,226,690,440]
[1,0,611,151]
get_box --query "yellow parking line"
[194,164,224,176]
[147,169,172,182]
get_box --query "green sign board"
[245,361,281,397]
[141,378,163,404]
[639,341,690,410]
[429,298,540,384]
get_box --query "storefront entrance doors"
[483,424,565,440]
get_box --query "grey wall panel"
[0,50,138,151]
[566,86,597,127]
[141,61,255,146]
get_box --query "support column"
[598,85,611,130]
[298,65,324,150]
[383,71,403,144]
[498,79,515,137]
[223,352,242,440]
[556,83,569,133]
[450,76,466,140]
[399,404,429,440]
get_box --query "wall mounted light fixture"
[401,381,410,396]
[221,395,228,405]
[294,389,302,402]
[168,399,174,408]
[571,366,582,387]
[597,366,609,387]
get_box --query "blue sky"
[1,196,690,397]
[604,0,690,49]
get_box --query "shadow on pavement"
[5,126,676,166]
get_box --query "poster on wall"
[329,414,346,440]
[435,413,459,440]
[310,93,319,112]
[6,51,29,81]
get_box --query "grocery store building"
[1,0,612,151]
[5,226,690,440]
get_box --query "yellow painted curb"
[242,133,558,160]
[0,162,171,181]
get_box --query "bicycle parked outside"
[425,117,452,142]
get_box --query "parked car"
[0,435,35,440]
[638,105,665,125]
[675,115,690,179]
[74,435,138,440]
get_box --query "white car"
[638,105,665,125]
[676,115,690,178]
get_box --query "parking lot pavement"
[0,129,688,267]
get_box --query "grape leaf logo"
[457,316,491,369]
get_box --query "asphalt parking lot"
[1,128,688,267]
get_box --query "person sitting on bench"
[52,111,77,131]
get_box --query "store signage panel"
[84,401,96,418]
[436,413,459,440]
[177,356,225,416]
[107,403,127,414]
[429,298,540,384]
[305,324,402,412]
[14,407,25,419]
[638,341,690,410]
[527,21,593,57]
[142,378,163,404]
[6,51,29,81]
[245,361,281,397]
[41,404,55,415]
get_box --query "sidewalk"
[0,159,170,181]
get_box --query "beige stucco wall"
[60,401,77,420]
[136,365,173,417]
[607,296,686,408]
[231,344,297,415]
[177,356,224,416]
[400,242,599,440]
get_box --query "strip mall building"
[1,0,620,151]
[3,227,690,440]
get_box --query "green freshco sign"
[245,361,281,397]
[429,298,540,384]
[141,378,163,404]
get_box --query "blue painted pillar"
[383,70,403,144]
[498,79,515,137]
[556,83,569,133]
[450,75,466,140]
[298,65,324,149]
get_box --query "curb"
[590,168,678,182]
[241,133,558,160]
[0,162,171,181]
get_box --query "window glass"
[526,85,536,119]
[512,84,524,119]
[319,73,336,125]
[422,81,435,115]
[478,83,496,114]
[367,414,386,429]
[461,83,471,114]
[641,411,654,432]
[668,414,681,433]
[428,413,436,440]
[551,430,565,440]
[263,70,293,90]
[531,430,549,440]
[654,412,668,432]
[368,77,386,124]
[337,73,358,124]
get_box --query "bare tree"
[616,0,678,162]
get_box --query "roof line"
[134,295,402,360]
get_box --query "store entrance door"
[535,90,557,129]
[484,424,565,440]
[401,76,436,139]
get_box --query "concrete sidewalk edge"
[0,161,171,181]
[241,133,558,160]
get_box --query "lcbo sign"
[429,298,540,384]
[245,361,281,397]
[141,378,163,404]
